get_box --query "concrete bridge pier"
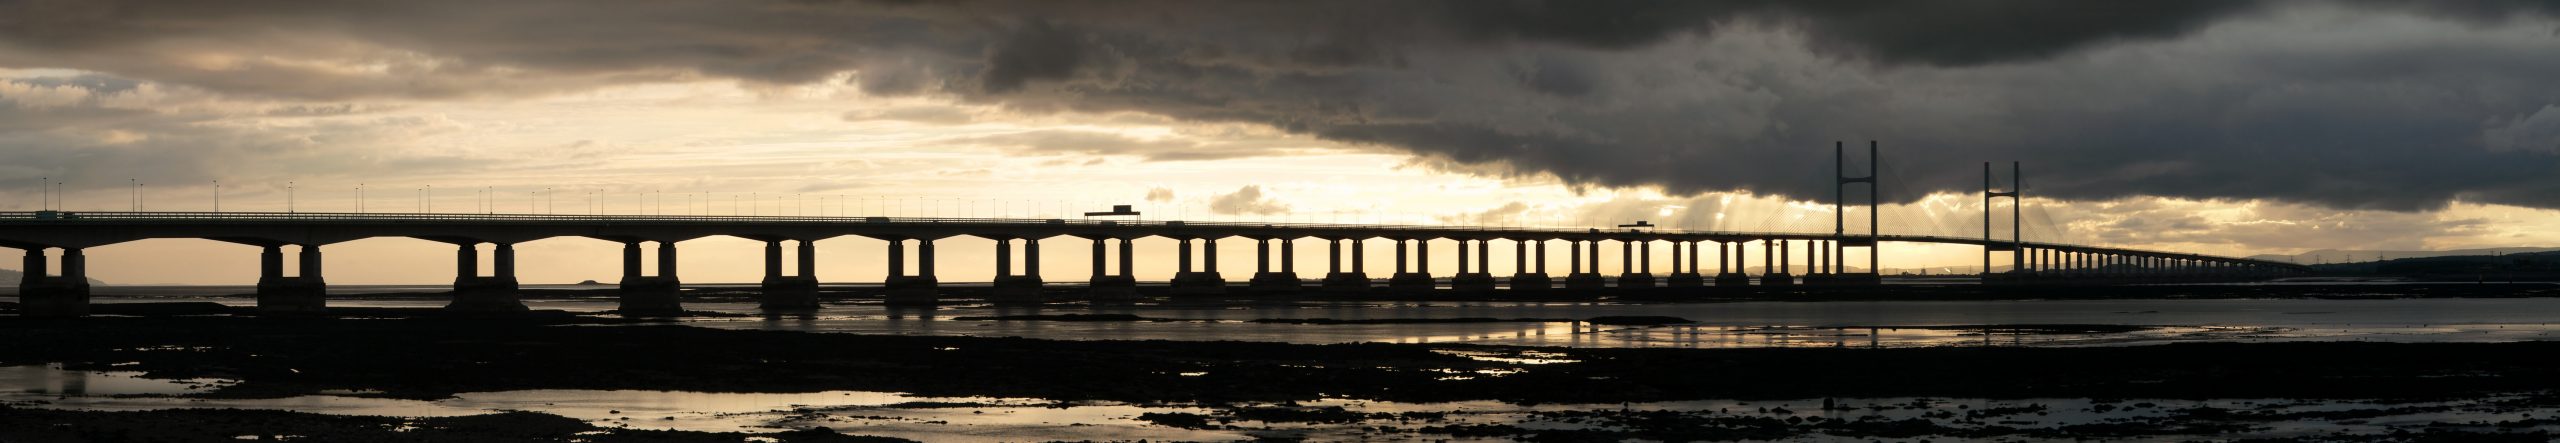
[1666,240,1705,288]
[1509,240,1552,291]
[1387,239,1435,292]
[1451,239,1496,292]
[255,244,328,314]
[1802,240,1835,286]
[1713,241,1753,287]
[448,242,527,312]
[1758,239,1795,286]
[757,240,822,310]
[18,247,91,317]
[1321,238,1370,292]
[991,239,1045,304]
[1248,238,1303,293]
[616,241,682,316]
[1564,240,1607,290]
[884,239,939,305]
[1617,240,1657,288]
[1170,238,1226,296]
[1088,238,1138,302]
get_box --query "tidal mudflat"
[5,310,2560,441]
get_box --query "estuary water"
[10,364,2560,442]
[28,283,2560,348]
[13,287,2560,440]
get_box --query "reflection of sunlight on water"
[0,364,233,396]
[775,403,1245,442]
[74,296,2560,350]
[0,364,1241,441]
[1431,349,1580,364]
[12,364,2560,440]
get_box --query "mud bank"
[7,315,2560,404]
[0,408,914,442]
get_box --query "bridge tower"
[1983,161,2025,282]
[1826,141,1884,285]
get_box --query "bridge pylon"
[1823,141,1884,285]
[1982,161,2029,284]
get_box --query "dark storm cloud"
[7,0,2560,210]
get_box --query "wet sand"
[5,311,2560,440]
[0,408,911,442]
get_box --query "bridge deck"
[0,211,2302,269]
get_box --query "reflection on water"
[1,364,233,396]
[50,295,2560,348]
[12,364,2556,441]
[0,365,1245,442]
[717,297,2560,348]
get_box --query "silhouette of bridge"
[2,210,2304,317]
[1,143,2311,317]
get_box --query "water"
[9,364,2556,441]
[0,365,1241,441]
[41,289,2560,348]
[16,288,2560,440]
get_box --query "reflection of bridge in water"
[4,211,2307,317]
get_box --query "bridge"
[2,210,2307,317]
[1,144,2312,317]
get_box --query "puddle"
[0,364,236,396]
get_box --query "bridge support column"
[1451,239,1496,292]
[1087,238,1137,301]
[617,241,683,316]
[256,244,329,314]
[1509,239,1551,291]
[1715,241,1752,287]
[449,243,527,312]
[1803,241,1824,285]
[1322,238,1369,293]
[759,240,822,310]
[1564,240,1607,291]
[1618,240,1656,288]
[1760,239,1795,286]
[1387,239,1434,292]
[18,247,92,317]
[1171,238,1227,296]
[1668,240,1705,287]
[993,239,1047,304]
[883,239,940,306]
[2021,248,2038,278]
[1250,238,1304,294]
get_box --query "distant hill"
[2248,247,2560,265]
[0,268,110,286]
[2302,250,2560,276]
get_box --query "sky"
[4,0,2560,285]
